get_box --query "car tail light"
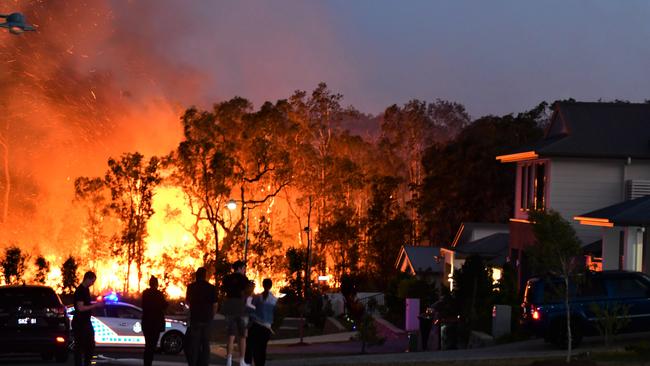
[530,305,541,320]
[56,336,65,343]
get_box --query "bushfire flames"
[0,1,341,298]
[37,185,295,298]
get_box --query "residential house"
[395,245,444,287]
[496,102,650,279]
[440,222,509,289]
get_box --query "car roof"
[527,270,645,282]
[106,301,142,310]
[0,284,56,289]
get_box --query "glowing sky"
[123,0,650,117]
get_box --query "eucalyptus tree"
[74,176,110,268]
[104,152,161,293]
[1,245,27,285]
[381,99,470,243]
[34,255,49,284]
[170,97,293,285]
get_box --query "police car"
[67,292,186,354]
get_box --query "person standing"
[72,271,102,366]
[244,279,277,366]
[142,275,168,366]
[221,260,249,366]
[185,267,217,366]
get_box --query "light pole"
[227,199,250,268]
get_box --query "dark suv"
[521,270,650,348]
[0,285,69,362]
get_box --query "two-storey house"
[496,102,650,279]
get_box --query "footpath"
[98,331,650,366]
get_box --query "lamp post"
[227,199,250,268]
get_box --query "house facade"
[395,245,444,287]
[440,222,509,289]
[497,102,650,278]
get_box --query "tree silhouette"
[104,152,161,293]
[34,255,50,284]
[61,256,79,295]
[1,246,27,285]
[74,176,110,268]
[171,98,292,284]
[527,209,583,361]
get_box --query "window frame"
[518,160,549,212]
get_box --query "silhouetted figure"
[142,275,168,366]
[185,267,217,366]
[245,278,277,366]
[221,260,250,366]
[72,271,103,366]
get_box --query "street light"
[227,199,250,268]
[0,13,36,35]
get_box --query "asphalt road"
[0,347,197,366]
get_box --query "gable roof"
[451,222,509,248]
[395,246,444,274]
[454,233,509,257]
[498,102,650,162]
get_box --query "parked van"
[521,270,650,348]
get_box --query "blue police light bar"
[105,291,119,302]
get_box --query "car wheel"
[161,331,184,354]
[55,349,69,363]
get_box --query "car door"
[576,275,608,335]
[104,304,145,345]
[604,274,650,332]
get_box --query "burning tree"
[1,246,28,285]
[74,177,110,268]
[170,98,292,285]
[104,152,161,294]
[34,255,50,284]
[247,216,284,284]
[61,255,79,295]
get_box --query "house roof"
[395,246,444,274]
[575,195,650,227]
[454,233,510,258]
[498,102,650,162]
[451,222,509,248]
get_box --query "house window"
[519,161,547,210]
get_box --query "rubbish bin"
[439,320,458,350]
[407,331,418,352]
[418,313,434,350]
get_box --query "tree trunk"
[213,221,219,286]
[565,276,572,363]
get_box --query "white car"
[67,301,186,354]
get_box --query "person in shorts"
[221,260,249,366]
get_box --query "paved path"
[95,331,650,365]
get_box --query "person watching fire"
[141,275,168,366]
[185,267,217,366]
[221,260,250,366]
[72,271,103,366]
